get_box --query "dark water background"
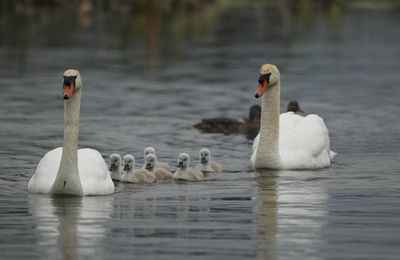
[0,1,399,259]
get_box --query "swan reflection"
[29,195,113,259]
[255,170,278,260]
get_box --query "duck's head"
[287,100,303,113]
[255,64,280,98]
[177,153,190,168]
[63,69,82,100]
[123,154,135,171]
[143,147,156,158]
[199,148,210,164]
[248,105,261,122]
[109,153,121,171]
[144,154,157,170]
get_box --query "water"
[1,2,400,259]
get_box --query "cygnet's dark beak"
[123,164,130,171]
[177,161,183,168]
[109,163,116,171]
[201,157,207,164]
[145,163,152,170]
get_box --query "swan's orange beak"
[255,79,268,98]
[63,76,75,100]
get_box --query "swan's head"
[63,69,82,100]
[255,64,280,98]
[177,153,190,168]
[109,153,121,171]
[144,154,157,170]
[143,147,156,158]
[199,148,211,164]
[123,154,135,171]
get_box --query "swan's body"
[154,167,173,180]
[250,64,335,170]
[174,153,203,181]
[109,153,123,181]
[195,148,223,174]
[121,155,156,183]
[143,147,170,171]
[28,69,114,196]
[142,154,172,180]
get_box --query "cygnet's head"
[143,147,156,158]
[199,148,211,164]
[109,153,121,171]
[123,154,135,171]
[254,64,280,98]
[248,105,261,122]
[144,154,157,170]
[63,69,82,100]
[177,153,190,168]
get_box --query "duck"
[142,154,173,180]
[121,154,156,183]
[109,153,123,181]
[287,100,304,115]
[250,64,336,170]
[27,69,114,195]
[195,148,223,174]
[194,105,261,139]
[143,147,170,171]
[173,153,204,181]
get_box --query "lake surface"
[0,2,399,259]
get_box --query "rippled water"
[1,2,400,260]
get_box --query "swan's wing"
[279,112,331,166]
[78,148,115,195]
[188,168,204,181]
[252,133,260,152]
[156,161,170,171]
[155,167,173,179]
[250,133,260,167]
[28,147,63,194]
[210,161,223,173]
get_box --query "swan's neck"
[51,89,83,195]
[255,82,282,169]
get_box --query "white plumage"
[250,64,336,170]
[28,69,114,195]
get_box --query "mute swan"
[109,153,123,181]
[143,147,170,170]
[28,69,115,195]
[250,64,335,170]
[195,148,223,174]
[121,154,156,183]
[142,154,173,180]
[173,153,203,181]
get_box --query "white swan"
[250,64,336,170]
[195,148,223,174]
[143,147,170,171]
[28,69,115,195]
[109,153,123,181]
[120,154,156,183]
[142,154,173,180]
[173,153,203,181]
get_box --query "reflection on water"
[29,195,113,259]
[255,170,277,260]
